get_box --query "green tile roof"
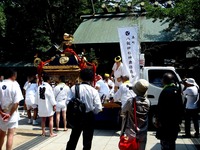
[73,16,197,44]
[0,61,34,67]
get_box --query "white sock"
[33,120,37,124]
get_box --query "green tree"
[1,0,91,61]
[0,3,6,38]
[146,0,200,38]
[145,0,200,69]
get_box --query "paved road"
[1,112,199,150]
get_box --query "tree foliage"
[0,3,6,38]
[146,0,200,35]
[0,0,92,61]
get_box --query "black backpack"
[67,84,86,128]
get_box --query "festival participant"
[22,75,33,116]
[0,69,23,150]
[54,76,71,131]
[36,74,57,137]
[110,56,124,92]
[104,73,114,99]
[25,76,38,125]
[0,75,4,82]
[95,75,110,103]
[114,75,135,108]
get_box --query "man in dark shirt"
[156,73,184,150]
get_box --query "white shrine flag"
[118,26,140,83]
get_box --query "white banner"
[118,26,140,83]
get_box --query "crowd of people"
[0,55,199,150]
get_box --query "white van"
[141,66,183,129]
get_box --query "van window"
[148,70,179,88]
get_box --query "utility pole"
[91,0,95,15]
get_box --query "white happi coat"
[104,79,115,98]
[36,82,56,117]
[0,79,23,122]
[23,81,31,91]
[25,83,37,106]
[114,81,136,108]
[95,79,110,98]
[112,63,124,79]
[54,83,72,107]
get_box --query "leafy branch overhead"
[146,0,200,33]
[0,0,91,61]
[0,4,6,37]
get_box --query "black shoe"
[182,134,191,138]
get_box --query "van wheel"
[148,106,157,131]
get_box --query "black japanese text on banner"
[118,26,140,83]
